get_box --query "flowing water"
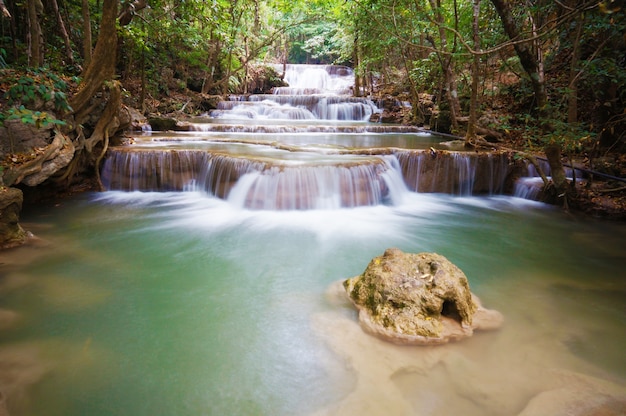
[1,65,625,416]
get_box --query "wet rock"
[0,188,26,249]
[343,248,503,345]
[148,116,188,131]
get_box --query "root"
[84,81,121,154]
[94,129,110,191]
[3,131,71,186]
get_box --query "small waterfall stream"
[102,64,532,208]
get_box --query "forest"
[0,0,625,230]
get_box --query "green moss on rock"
[344,248,503,345]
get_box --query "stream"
[0,65,625,416]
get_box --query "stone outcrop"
[0,187,27,249]
[2,131,75,187]
[343,248,503,345]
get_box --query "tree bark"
[466,0,481,142]
[428,0,461,131]
[27,0,43,67]
[82,0,92,66]
[70,0,118,123]
[353,34,361,97]
[567,14,584,123]
[202,30,221,95]
[544,144,570,206]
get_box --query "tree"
[26,0,43,66]
[70,0,119,122]
[82,0,93,67]
[490,0,548,115]
[49,0,75,66]
[465,0,480,142]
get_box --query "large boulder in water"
[343,248,503,345]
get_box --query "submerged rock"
[343,248,503,345]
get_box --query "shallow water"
[1,191,625,416]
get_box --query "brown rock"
[343,248,503,345]
[0,188,27,249]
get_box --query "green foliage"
[0,106,66,129]
[0,69,71,130]
[409,53,440,92]
[510,106,596,154]
[2,68,73,113]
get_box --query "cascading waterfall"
[396,150,513,195]
[101,63,551,209]
[102,148,408,210]
[226,159,397,210]
[209,64,379,121]
[102,146,518,209]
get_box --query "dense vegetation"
[0,0,625,214]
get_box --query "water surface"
[1,192,625,415]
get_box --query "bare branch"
[0,0,11,18]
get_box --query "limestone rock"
[148,116,187,131]
[0,187,26,249]
[0,119,53,156]
[2,132,75,187]
[343,248,503,345]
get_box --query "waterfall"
[226,159,396,210]
[104,64,531,210]
[101,149,206,192]
[102,148,414,210]
[102,147,518,209]
[208,65,380,121]
[395,150,512,195]
[185,122,422,134]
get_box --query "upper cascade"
[209,64,381,122]
[273,64,355,95]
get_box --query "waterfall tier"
[101,146,518,210]
[206,64,379,122]
[210,95,379,121]
[105,64,542,210]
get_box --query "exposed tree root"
[3,131,74,186]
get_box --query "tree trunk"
[429,0,461,131]
[50,0,74,66]
[201,34,221,95]
[544,144,570,206]
[70,0,118,123]
[490,0,548,114]
[466,0,481,142]
[567,14,584,123]
[353,34,361,97]
[27,0,43,67]
[82,0,92,66]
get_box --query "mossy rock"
[343,248,503,345]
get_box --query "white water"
[209,65,379,121]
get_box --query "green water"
[1,192,625,415]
